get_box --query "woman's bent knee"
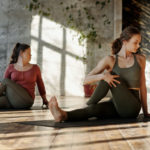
[2,78,15,85]
[2,78,10,84]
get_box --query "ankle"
[62,111,68,121]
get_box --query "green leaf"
[102,14,106,18]
[98,44,101,48]
[92,17,95,20]
[96,1,100,5]
[87,16,91,19]
[101,1,106,9]
[42,12,50,16]
[78,10,81,17]
[82,57,87,64]
[47,8,50,11]
[66,6,69,10]
[29,3,33,11]
[107,21,111,24]
[88,24,91,28]
[76,56,79,60]
[84,7,87,11]
[69,14,72,18]
[38,10,42,14]
[32,0,38,3]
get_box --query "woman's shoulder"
[8,63,14,67]
[104,55,116,63]
[97,55,116,70]
[6,64,14,70]
[135,54,146,63]
[135,54,146,69]
[32,64,40,68]
[31,64,41,72]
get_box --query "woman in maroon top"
[0,43,48,109]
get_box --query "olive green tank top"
[112,54,141,88]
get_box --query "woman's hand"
[42,99,49,109]
[41,95,49,109]
[43,99,48,106]
[103,72,120,87]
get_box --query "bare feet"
[48,96,67,122]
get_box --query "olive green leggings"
[0,78,33,109]
[67,77,141,121]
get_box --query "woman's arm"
[41,94,48,105]
[83,56,120,87]
[139,55,149,116]
[36,65,49,105]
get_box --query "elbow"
[83,76,88,85]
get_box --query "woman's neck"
[16,56,29,67]
[118,46,132,58]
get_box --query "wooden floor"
[0,96,150,150]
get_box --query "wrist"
[42,98,47,101]
[42,96,47,101]
[101,73,105,81]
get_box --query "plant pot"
[83,84,97,97]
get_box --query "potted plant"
[83,83,98,97]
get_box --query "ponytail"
[111,38,122,55]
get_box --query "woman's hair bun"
[16,43,20,48]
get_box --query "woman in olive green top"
[49,26,150,122]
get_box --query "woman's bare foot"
[49,96,67,122]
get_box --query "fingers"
[110,81,117,87]
[108,81,116,87]
[105,73,121,87]
[111,75,121,86]
[112,75,120,78]
[109,79,120,87]
[113,79,120,84]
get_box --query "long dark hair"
[112,26,141,55]
[10,43,30,64]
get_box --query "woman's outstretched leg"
[49,96,119,122]
[49,96,67,122]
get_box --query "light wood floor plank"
[120,123,150,150]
